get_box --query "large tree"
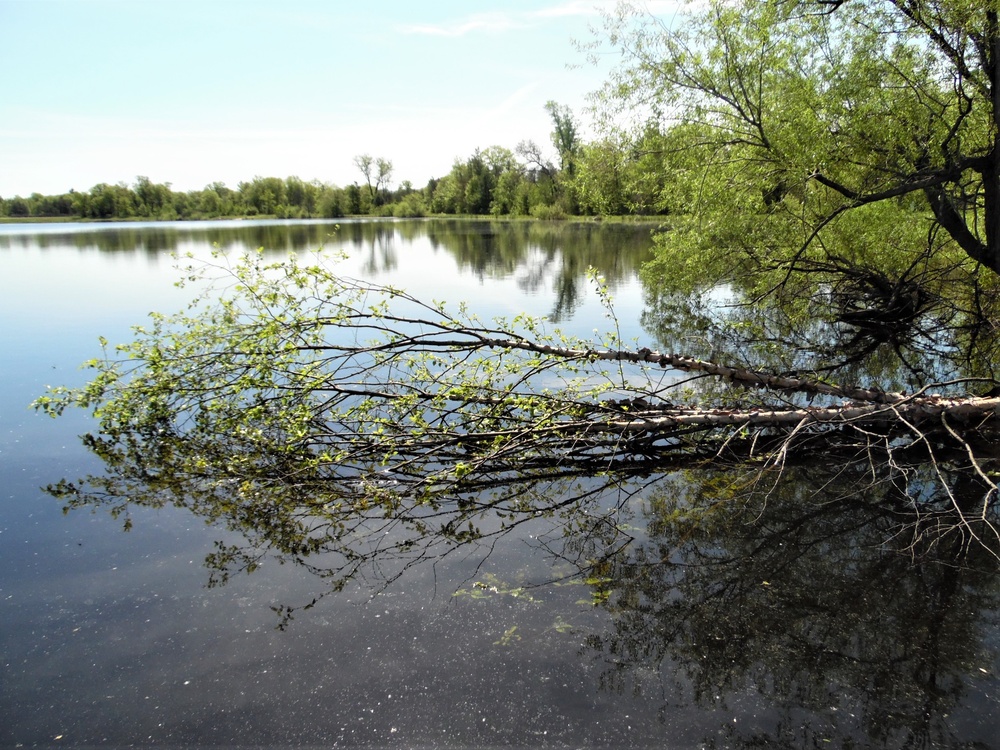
[354,154,394,209]
[545,100,581,177]
[593,0,1000,291]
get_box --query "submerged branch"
[33,251,1000,576]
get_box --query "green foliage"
[3,107,665,222]
[34,248,693,605]
[427,148,519,215]
[489,169,526,216]
[354,154,394,209]
[572,125,674,217]
[573,139,628,216]
[0,175,358,221]
[529,203,567,220]
[238,176,286,215]
[594,0,1000,295]
[33,249,637,505]
[8,195,30,217]
[343,183,362,215]
[545,100,580,177]
[391,192,426,218]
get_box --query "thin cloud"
[531,1,605,19]
[397,2,607,37]
[396,13,526,37]
[513,2,693,22]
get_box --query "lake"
[1,218,998,748]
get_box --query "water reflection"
[17,218,1000,746]
[643,276,1000,399]
[48,413,1000,747]
[584,460,1000,748]
[0,220,345,255]
[426,220,654,320]
[1,219,657,322]
[631,255,1000,746]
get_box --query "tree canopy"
[593,0,1000,295]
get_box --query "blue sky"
[0,0,681,197]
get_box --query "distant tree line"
[0,175,359,222]
[0,102,673,222]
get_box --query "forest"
[0,102,666,222]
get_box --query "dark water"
[1,219,998,748]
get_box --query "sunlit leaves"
[595,0,1000,294]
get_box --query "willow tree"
[34,251,1000,578]
[593,0,1000,308]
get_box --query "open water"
[1,219,997,748]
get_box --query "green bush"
[530,203,566,220]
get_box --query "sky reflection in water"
[1,219,998,747]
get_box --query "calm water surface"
[1,219,998,748]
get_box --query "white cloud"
[395,1,695,38]
[397,2,610,37]
[531,1,606,19]
[396,12,526,37]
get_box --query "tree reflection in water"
[49,420,1000,747]
[642,257,1000,397]
[37,223,1000,747]
[583,459,1000,748]
[624,260,1000,746]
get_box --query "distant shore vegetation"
[1,102,672,223]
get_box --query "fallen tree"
[33,251,1000,563]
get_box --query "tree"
[481,145,519,176]
[133,176,172,218]
[515,139,555,180]
[574,138,628,215]
[8,195,30,217]
[429,173,461,214]
[316,184,346,218]
[593,0,1000,298]
[283,176,317,215]
[85,182,137,219]
[195,181,235,218]
[491,169,526,216]
[354,154,394,209]
[34,251,1000,566]
[238,176,286,216]
[426,150,516,215]
[354,153,375,197]
[343,183,362,215]
[374,158,394,205]
[28,191,75,217]
[545,100,580,177]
